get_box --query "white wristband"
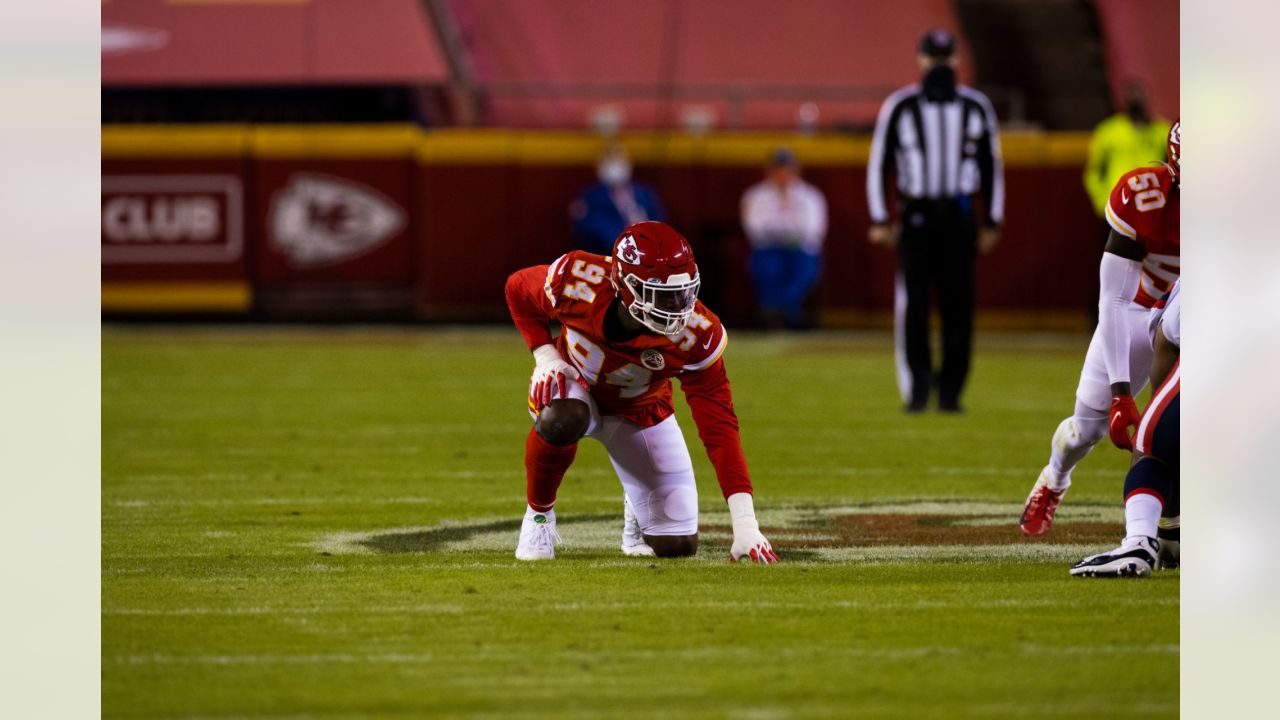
[727,492,759,534]
[532,344,561,366]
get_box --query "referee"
[867,29,1004,413]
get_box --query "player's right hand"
[1107,394,1142,450]
[530,346,580,410]
[867,223,896,248]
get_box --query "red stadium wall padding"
[417,164,521,317]
[413,163,1102,327]
[102,158,251,284]
[252,159,417,317]
[102,127,1106,327]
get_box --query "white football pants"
[533,378,699,536]
[1048,304,1156,477]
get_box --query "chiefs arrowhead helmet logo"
[617,234,641,264]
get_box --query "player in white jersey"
[1020,123,1181,536]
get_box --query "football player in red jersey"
[504,221,780,564]
[1021,121,1180,536]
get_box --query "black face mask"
[1126,100,1149,123]
[922,64,957,102]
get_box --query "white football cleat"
[620,496,655,557]
[515,510,562,561]
[1070,536,1158,578]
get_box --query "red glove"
[529,372,568,411]
[1108,394,1142,450]
[529,344,581,411]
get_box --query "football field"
[102,326,1178,719]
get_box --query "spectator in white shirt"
[740,148,828,328]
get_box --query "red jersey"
[505,250,751,498]
[1104,166,1180,308]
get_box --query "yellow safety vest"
[1083,114,1171,217]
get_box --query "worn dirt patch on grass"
[714,513,1120,549]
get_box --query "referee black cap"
[919,29,955,58]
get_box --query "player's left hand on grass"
[1108,394,1141,450]
[730,528,780,564]
[726,492,780,564]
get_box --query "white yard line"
[109,643,1177,668]
[104,595,1175,618]
[106,496,447,508]
[103,605,464,617]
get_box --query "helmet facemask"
[619,271,700,337]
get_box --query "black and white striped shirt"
[867,84,1004,226]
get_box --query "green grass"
[103,327,1177,719]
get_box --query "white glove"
[530,344,581,409]
[727,493,779,564]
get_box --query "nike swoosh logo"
[1112,411,1123,423]
[1121,189,1130,204]
[702,335,714,350]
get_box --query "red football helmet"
[610,221,701,336]
[1167,119,1180,184]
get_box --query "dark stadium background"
[101,0,1178,329]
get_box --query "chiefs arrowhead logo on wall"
[269,173,406,268]
[617,234,641,264]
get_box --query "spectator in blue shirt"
[569,144,666,255]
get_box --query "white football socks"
[1123,493,1162,545]
[525,505,555,521]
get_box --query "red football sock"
[525,427,577,512]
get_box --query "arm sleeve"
[975,92,1005,226]
[1098,252,1144,386]
[866,94,900,224]
[678,358,753,499]
[504,264,558,351]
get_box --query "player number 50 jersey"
[1105,166,1180,308]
